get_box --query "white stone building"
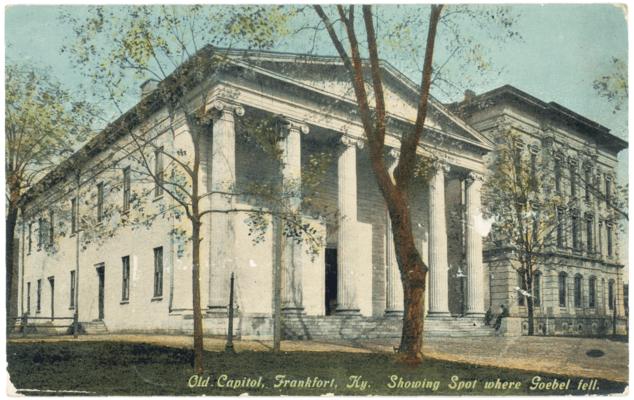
[16,49,626,339]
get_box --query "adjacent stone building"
[453,86,627,335]
[15,49,626,339]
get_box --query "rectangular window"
[37,217,44,250]
[70,270,76,309]
[558,274,567,307]
[586,217,593,253]
[571,213,579,250]
[36,279,42,313]
[122,256,130,301]
[71,198,78,234]
[588,278,596,308]
[605,177,612,205]
[97,183,104,222]
[27,282,31,314]
[608,281,615,310]
[48,210,55,246]
[607,223,613,257]
[154,148,164,197]
[530,152,537,188]
[554,158,562,194]
[574,275,582,308]
[556,208,564,248]
[531,213,539,244]
[123,167,131,212]
[533,273,541,307]
[153,247,163,298]
[585,169,592,202]
[28,223,32,254]
[570,166,577,197]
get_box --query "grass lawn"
[7,341,627,396]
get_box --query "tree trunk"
[389,197,427,363]
[191,220,204,373]
[6,201,19,327]
[399,279,426,362]
[272,214,282,353]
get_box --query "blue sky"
[5,4,629,263]
[5,5,628,134]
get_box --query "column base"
[426,311,451,318]
[384,309,404,317]
[281,307,305,315]
[465,312,485,318]
[335,308,361,316]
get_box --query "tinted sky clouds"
[5,3,629,264]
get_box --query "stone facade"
[15,50,626,339]
[453,86,627,336]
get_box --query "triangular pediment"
[223,50,493,151]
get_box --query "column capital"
[278,117,310,137]
[432,159,450,175]
[208,100,245,118]
[466,171,485,185]
[341,135,364,150]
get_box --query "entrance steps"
[425,316,496,337]
[282,315,495,340]
[81,320,109,335]
[283,315,401,340]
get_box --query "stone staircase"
[283,315,401,340]
[425,316,496,337]
[282,315,496,340]
[81,320,109,335]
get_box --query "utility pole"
[272,214,283,353]
[73,170,81,339]
[225,272,235,353]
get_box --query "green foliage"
[60,5,293,114]
[5,63,97,206]
[412,155,437,182]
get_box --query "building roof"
[450,84,628,153]
[22,46,496,207]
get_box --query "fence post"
[225,272,235,353]
[21,313,27,337]
[73,311,79,339]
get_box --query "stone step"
[281,315,495,339]
[81,321,109,335]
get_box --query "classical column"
[465,171,485,316]
[208,101,244,311]
[385,149,404,316]
[280,119,309,314]
[428,161,450,316]
[336,136,363,314]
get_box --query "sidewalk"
[353,336,629,383]
[9,334,628,383]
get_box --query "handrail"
[13,314,78,338]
